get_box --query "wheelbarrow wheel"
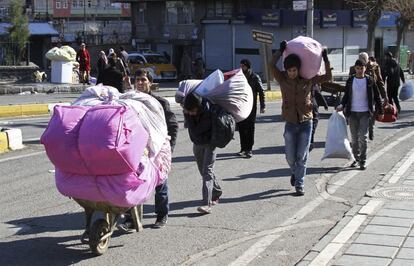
[89,219,110,255]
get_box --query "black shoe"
[153,215,168,229]
[350,161,358,168]
[295,187,305,196]
[369,130,374,141]
[245,150,253,159]
[360,163,366,170]
[290,174,295,187]
[309,143,314,152]
[118,220,135,233]
[236,150,246,157]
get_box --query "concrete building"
[122,0,413,76]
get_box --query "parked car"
[127,52,177,81]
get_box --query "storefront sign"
[262,11,280,27]
[378,11,399,27]
[353,10,367,27]
[246,9,280,27]
[322,10,337,27]
[293,1,307,11]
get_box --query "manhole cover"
[367,187,414,201]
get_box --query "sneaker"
[118,220,135,233]
[211,198,219,205]
[360,163,366,170]
[350,161,358,168]
[197,205,212,214]
[153,215,168,229]
[237,150,246,157]
[245,150,253,159]
[290,174,295,187]
[295,187,305,196]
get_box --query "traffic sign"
[252,30,273,45]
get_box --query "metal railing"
[0,41,29,66]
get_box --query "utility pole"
[83,0,86,41]
[306,0,313,38]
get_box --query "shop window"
[79,0,83,7]
[207,0,233,18]
[166,1,194,24]
[87,0,91,7]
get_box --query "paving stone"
[354,233,404,247]
[396,248,414,259]
[363,225,411,236]
[302,251,319,261]
[403,180,414,186]
[391,259,414,266]
[334,254,391,266]
[345,243,398,258]
[384,201,414,211]
[311,234,335,252]
[376,209,414,219]
[370,217,413,228]
[403,237,414,248]
[295,261,309,266]
[326,216,353,235]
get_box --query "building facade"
[123,0,414,75]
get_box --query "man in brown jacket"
[270,41,332,196]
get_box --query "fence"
[0,41,30,66]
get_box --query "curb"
[0,128,24,154]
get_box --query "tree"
[7,0,29,65]
[345,0,389,56]
[383,0,414,61]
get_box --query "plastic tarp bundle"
[46,45,77,62]
[322,111,355,161]
[376,102,397,123]
[175,69,253,122]
[283,36,324,80]
[399,81,414,101]
[41,84,171,207]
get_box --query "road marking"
[228,129,414,265]
[180,219,333,266]
[0,151,45,163]
[308,214,367,266]
[388,146,414,184]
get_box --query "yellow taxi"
[127,52,177,81]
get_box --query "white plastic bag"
[399,81,414,101]
[322,111,354,161]
[195,69,224,96]
[176,79,202,104]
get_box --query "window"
[72,1,77,8]
[87,0,91,7]
[56,0,61,9]
[79,0,83,7]
[166,1,194,25]
[63,0,68,8]
[207,0,233,18]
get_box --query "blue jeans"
[155,180,169,218]
[283,120,313,188]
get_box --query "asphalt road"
[1,100,414,265]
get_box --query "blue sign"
[246,9,280,27]
[378,11,399,27]
[353,10,367,27]
[322,10,337,27]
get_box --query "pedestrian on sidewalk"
[269,41,332,196]
[193,53,205,79]
[96,51,107,84]
[309,83,328,152]
[180,51,193,80]
[101,57,124,93]
[382,52,405,113]
[120,69,178,230]
[183,92,222,214]
[349,52,388,140]
[76,43,91,85]
[236,59,266,159]
[337,59,384,170]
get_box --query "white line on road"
[227,130,414,265]
[0,151,45,164]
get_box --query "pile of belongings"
[41,84,171,207]
[175,68,253,122]
[45,45,78,63]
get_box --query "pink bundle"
[284,36,324,79]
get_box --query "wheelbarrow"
[74,198,143,255]
[320,82,346,107]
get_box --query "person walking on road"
[337,59,384,170]
[236,59,266,158]
[382,52,405,113]
[183,92,222,214]
[269,41,332,196]
[101,57,124,93]
[76,43,91,85]
[96,51,108,85]
[180,51,193,80]
[120,69,178,230]
[193,53,205,79]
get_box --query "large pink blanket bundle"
[284,36,324,80]
[55,156,160,207]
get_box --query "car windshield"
[128,55,144,64]
[145,55,169,64]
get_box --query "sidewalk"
[300,147,414,266]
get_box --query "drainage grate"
[367,187,414,201]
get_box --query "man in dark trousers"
[237,59,266,158]
[120,69,178,229]
[382,52,405,113]
[102,57,124,93]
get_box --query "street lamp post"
[83,0,86,41]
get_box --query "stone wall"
[0,63,40,83]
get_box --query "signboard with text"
[322,10,337,27]
[252,30,273,45]
[293,0,307,11]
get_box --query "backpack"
[210,105,235,148]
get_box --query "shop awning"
[0,22,59,36]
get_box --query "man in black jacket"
[184,92,222,214]
[120,69,178,230]
[237,59,266,158]
[382,52,405,113]
[337,60,383,170]
[102,57,124,93]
